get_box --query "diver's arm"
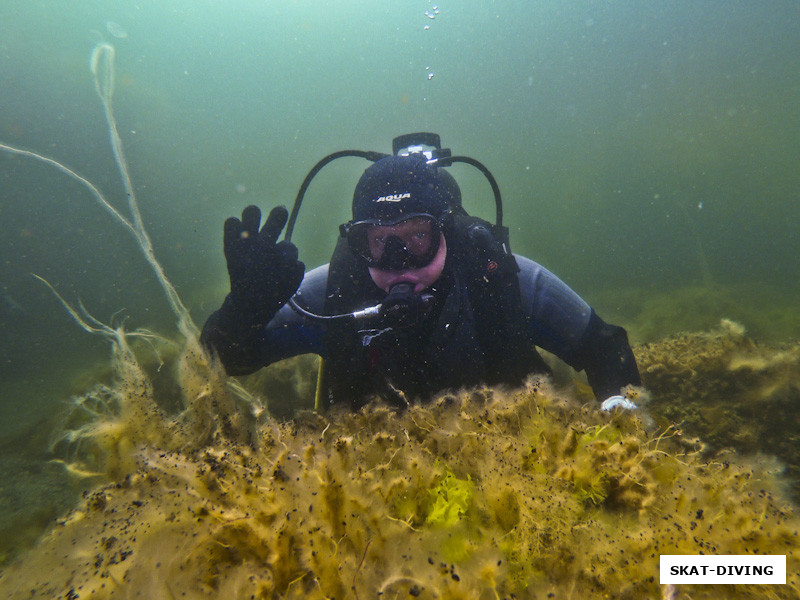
[515,255,641,398]
[567,310,642,399]
[201,294,271,375]
[201,265,329,376]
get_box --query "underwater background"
[1,0,800,596]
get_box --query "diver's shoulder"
[513,253,548,278]
[302,263,330,286]
[268,264,330,327]
[296,263,329,303]
[513,254,575,304]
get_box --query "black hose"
[284,150,388,242]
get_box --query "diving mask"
[341,214,443,271]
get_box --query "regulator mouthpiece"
[379,282,434,327]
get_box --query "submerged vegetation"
[638,319,800,499]
[1,358,799,599]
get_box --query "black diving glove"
[223,205,305,328]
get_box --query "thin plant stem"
[1,43,198,337]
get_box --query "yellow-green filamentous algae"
[1,357,798,599]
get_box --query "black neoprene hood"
[351,154,461,224]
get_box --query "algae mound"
[638,319,800,499]
[1,366,798,599]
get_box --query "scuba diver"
[201,133,641,410]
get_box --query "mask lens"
[346,215,440,269]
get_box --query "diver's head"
[350,153,460,224]
[340,154,460,288]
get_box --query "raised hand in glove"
[223,205,305,327]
